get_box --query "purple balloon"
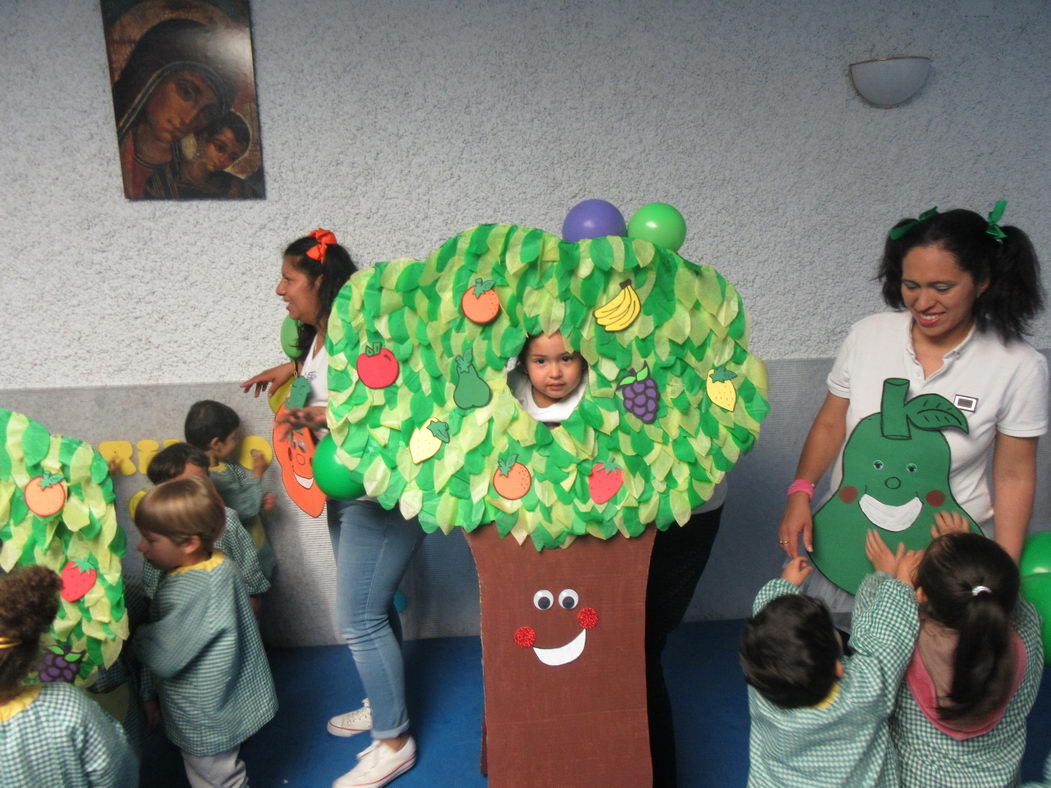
[562,199,627,242]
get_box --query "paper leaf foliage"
[0,409,128,682]
[327,224,769,549]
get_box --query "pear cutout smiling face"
[810,378,981,594]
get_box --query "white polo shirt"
[826,311,1048,526]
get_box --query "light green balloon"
[627,202,687,252]
[281,316,303,360]
[1020,574,1051,664]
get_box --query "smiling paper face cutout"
[272,404,325,517]
[810,378,981,593]
[514,589,599,666]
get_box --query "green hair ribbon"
[888,206,938,241]
[985,200,1007,240]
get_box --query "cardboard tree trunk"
[467,526,655,788]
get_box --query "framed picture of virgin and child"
[101,0,265,200]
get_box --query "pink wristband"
[787,479,815,500]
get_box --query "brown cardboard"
[468,526,655,787]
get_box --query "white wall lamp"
[849,56,932,108]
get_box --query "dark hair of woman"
[916,532,1020,722]
[285,235,357,358]
[879,208,1044,341]
[0,566,62,700]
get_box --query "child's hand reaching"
[250,449,270,478]
[931,510,969,538]
[780,556,813,587]
[895,548,924,589]
[865,530,905,575]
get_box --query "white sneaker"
[327,699,372,737]
[332,736,416,787]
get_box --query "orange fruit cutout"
[461,278,500,324]
[493,453,531,500]
[25,472,67,517]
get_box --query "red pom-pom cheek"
[577,607,598,630]
[839,485,858,504]
[925,490,945,507]
[514,626,536,648]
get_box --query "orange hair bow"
[306,228,337,263]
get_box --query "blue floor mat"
[139,619,1050,787]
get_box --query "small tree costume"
[0,409,128,684]
[324,223,769,784]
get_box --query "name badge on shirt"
[953,394,978,413]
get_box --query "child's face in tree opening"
[525,332,584,408]
[276,256,322,326]
[199,127,246,173]
[137,531,195,571]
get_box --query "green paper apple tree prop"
[0,409,128,684]
[326,223,769,547]
[811,378,982,594]
[324,223,768,785]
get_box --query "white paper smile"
[533,628,587,666]
[293,472,315,489]
[859,493,921,532]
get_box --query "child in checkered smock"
[133,477,276,787]
[185,400,278,579]
[140,443,270,610]
[0,565,137,787]
[740,532,923,788]
[890,515,1044,787]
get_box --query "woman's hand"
[778,494,814,558]
[241,362,295,398]
[275,405,327,434]
[780,556,813,587]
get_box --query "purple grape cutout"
[617,364,661,424]
[39,645,83,683]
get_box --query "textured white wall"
[2,0,1049,390]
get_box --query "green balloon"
[313,433,364,500]
[1021,574,1051,664]
[281,316,303,360]
[627,202,687,252]
[1021,532,1051,578]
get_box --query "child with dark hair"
[142,442,270,611]
[0,566,136,786]
[741,535,922,788]
[891,513,1043,787]
[133,477,276,787]
[184,400,277,580]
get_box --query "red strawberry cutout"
[60,558,97,602]
[588,461,623,505]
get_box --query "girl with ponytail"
[0,566,136,785]
[891,516,1044,786]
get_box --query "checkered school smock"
[134,550,277,757]
[890,599,1044,787]
[746,572,919,788]
[211,462,277,579]
[0,682,137,787]
[141,507,269,597]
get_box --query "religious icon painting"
[100,0,266,200]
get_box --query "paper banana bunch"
[594,281,641,331]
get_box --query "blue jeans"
[327,498,423,739]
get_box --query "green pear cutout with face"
[810,378,981,593]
